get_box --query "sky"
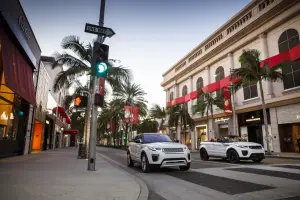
[20,0,251,108]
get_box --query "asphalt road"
[97,147,300,200]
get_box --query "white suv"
[127,133,191,173]
[199,141,265,163]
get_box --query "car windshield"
[143,134,172,143]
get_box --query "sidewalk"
[0,147,143,200]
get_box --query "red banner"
[124,106,131,122]
[107,121,115,132]
[223,87,232,115]
[260,44,300,68]
[132,106,139,124]
[99,78,105,95]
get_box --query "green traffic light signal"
[123,136,126,140]
[96,62,108,78]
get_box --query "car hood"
[146,142,186,148]
[231,142,262,146]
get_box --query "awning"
[0,24,36,106]
[52,106,71,124]
[63,130,78,135]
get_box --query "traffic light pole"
[88,0,106,171]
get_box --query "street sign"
[85,23,115,37]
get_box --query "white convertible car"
[127,133,191,173]
[199,140,265,163]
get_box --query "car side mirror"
[174,140,179,143]
[136,139,142,143]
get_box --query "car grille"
[249,146,262,149]
[162,148,184,153]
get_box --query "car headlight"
[237,145,248,148]
[183,146,189,151]
[147,147,161,151]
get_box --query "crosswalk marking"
[188,164,300,200]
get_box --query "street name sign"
[85,23,115,37]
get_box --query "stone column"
[205,66,210,85]
[228,52,239,136]
[23,105,34,155]
[174,83,181,141]
[260,33,273,96]
[189,76,195,150]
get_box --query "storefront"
[275,104,300,153]
[214,117,234,138]
[195,121,208,149]
[0,1,41,158]
[238,109,271,149]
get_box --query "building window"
[215,66,225,98]
[196,77,204,102]
[169,92,174,101]
[278,29,300,89]
[182,85,188,96]
[243,83,258,100]
[0,73,21,140]
[182,85,188,110]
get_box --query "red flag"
[107,121,115,132]
[132,106,139,124]
[124,106,131,122]
[223,87,232,115]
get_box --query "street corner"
[96,153,149,200]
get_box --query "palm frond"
[52,52,90,70]
[61,35,91,63]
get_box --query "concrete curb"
[97,153,149,200]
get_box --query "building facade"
[41,56,71,150]
[0,0,41,158]
[161,0,300,153]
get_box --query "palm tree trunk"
[210,104,215,138]
[258,80,271,154]
[124,123,129,146]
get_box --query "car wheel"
[127,152,134,167]
[141,154,150,173]
[228,150,240,164]
[252,158,263,163]
[179,163,190,171]
[200,149,209,161]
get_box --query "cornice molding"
[161,0,300,87]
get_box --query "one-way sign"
[85,23,115,38]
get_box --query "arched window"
[278,29,300,89]
[182,85,188,96]
[215,66,224,98]
[196,77,204,102]
[182,85,188,109]
[169,92,174,101]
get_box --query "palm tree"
[51,35,131,152]
[149,104,167,131]
[230,49,284,154]
[168,104,194,141]
[137,118,158,133]
[109,79,148,145]
[192,91,224,136]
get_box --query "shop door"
[70,135,76,147]
[292,125,300,153]
[247,125,263,146]
[32,121,43,151]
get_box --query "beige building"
[161,0,300,153]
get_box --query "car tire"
[141,154,150,173]
[200,149,209,161]
[252,158,263,163]
[228,150,240,164]
[127,152,134,167]
[179,163,190,171]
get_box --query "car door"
[135,134,143,160]
[214,142,228,157]
[130,136,138,160]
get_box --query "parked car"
[127,133,191,173]
[199,138,265,163]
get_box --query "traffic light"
[94,93,104,108]
[92,42,109,78]
[94,78,105,108]
[74,96,88,107]
[123,136,126,140]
